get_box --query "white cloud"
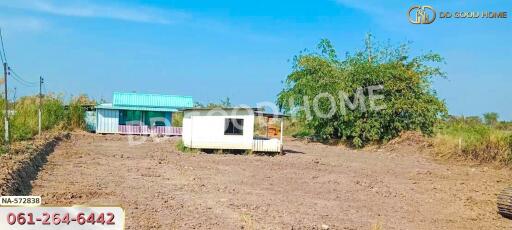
[0,0,188,24]
[0,16,48,32]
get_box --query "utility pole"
[3,62,8,143]
[38,76,43,135]
[366,33,372,62]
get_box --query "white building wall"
[183,109,254,150]
[96,109,119,134]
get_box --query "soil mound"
[384,131,430,152]
[0,132,70,195]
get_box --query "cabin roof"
[254,111,290,118]
[95,92,193,111]
[96,103,179,112]
[182,107,262,111]
[112,92,193,109]
[183,107,289,118]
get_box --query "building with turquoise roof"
[92,92,193,135]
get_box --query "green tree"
[483,112,499,126]
[277,35,447,147]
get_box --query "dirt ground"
[29,133,511,229]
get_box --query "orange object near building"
[267,125,280,137]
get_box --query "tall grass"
[171,112,183,127]
[175,139,198,154]
[0,94,92,143]
[433,120,512,166]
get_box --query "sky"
[0,0,511,119]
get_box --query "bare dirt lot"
[29,133,511,229]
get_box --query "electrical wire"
[9,67,38,87]
[0,28,39,88]
[11,74,37,87]
[0,28,7,63]
[11,69,38,85]
[8,64,38,84]
[0,45,4,64]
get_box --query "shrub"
[12,125,33,141]
[277,35,447,147]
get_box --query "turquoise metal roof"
[112,92,193,109]
[96,103,178,112]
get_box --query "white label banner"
[0,206,124,229]
[0,196,42,206]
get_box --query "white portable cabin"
[182,108,286,153]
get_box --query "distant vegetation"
[0,94,93,143]
[193,97,232,108]
[434,114,512,166]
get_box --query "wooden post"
[266,117,269,138]
[280,118,284,154]
[38,76,43,135]
[3,62,8,144]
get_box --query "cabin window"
[119,110,142,126]
[224,118,244,135]
[144,111,167,127]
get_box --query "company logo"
[408,5,436,24]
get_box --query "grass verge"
[433,121,512,166]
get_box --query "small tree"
[483,112,499,126]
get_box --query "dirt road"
[29,133,511,229]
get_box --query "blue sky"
[0,0,511,119]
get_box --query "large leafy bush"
[277,36,447,147]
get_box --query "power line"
[0,45,3,64]
[0,28,7,63]
[8,67,38,87]
[0,29,3,64]
[11,73,36,86]
[0,28,39,88]
[11,74,37,87]
[11,70,38,86]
